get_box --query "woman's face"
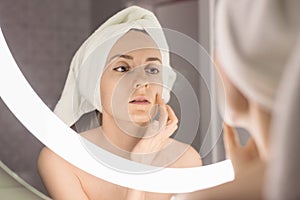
[100,30,163,125]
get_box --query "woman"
[176,0,300,199]
[38,6,202,200]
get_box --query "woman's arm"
[38,147,90,200]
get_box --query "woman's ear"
[214,54,249,126]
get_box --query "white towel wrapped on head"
[54,6,176,126]
[265,34,300,200]
[216,0,300,111]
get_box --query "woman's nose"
[134,82,149,89]
[132,67,149,89]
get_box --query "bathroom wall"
[0,0,122,195]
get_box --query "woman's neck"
[101,110,144,152]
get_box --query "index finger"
[166,105,178,126]
[223,123,240,157]
[156,93,165,106]
[156,94,168,127]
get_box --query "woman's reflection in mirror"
[37,6,202,200]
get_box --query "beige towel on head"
[216,0,300,111]
[264,34,300,200]
[54,6,176,126]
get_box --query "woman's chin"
[130,115,151,126]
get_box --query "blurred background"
[0,0,236,197]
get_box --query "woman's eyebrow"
[109,54,133,62]
[146,57,162,63]
[108,54,162,63]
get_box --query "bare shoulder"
[167,139,202,168]
[37,147,76,181]
[38,147,63,168]
[38,147,89,199]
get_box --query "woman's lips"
[129,96,151,105]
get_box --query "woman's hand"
[130,94,178,166]
[175,124,265,200]
[223,123,261,177]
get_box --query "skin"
[38,30,202,200]
[175,55,271,200]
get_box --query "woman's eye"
[145,66,160,74]
[113,66,130,72]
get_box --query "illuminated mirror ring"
[0,28,233,193]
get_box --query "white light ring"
[0,28,234,193]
